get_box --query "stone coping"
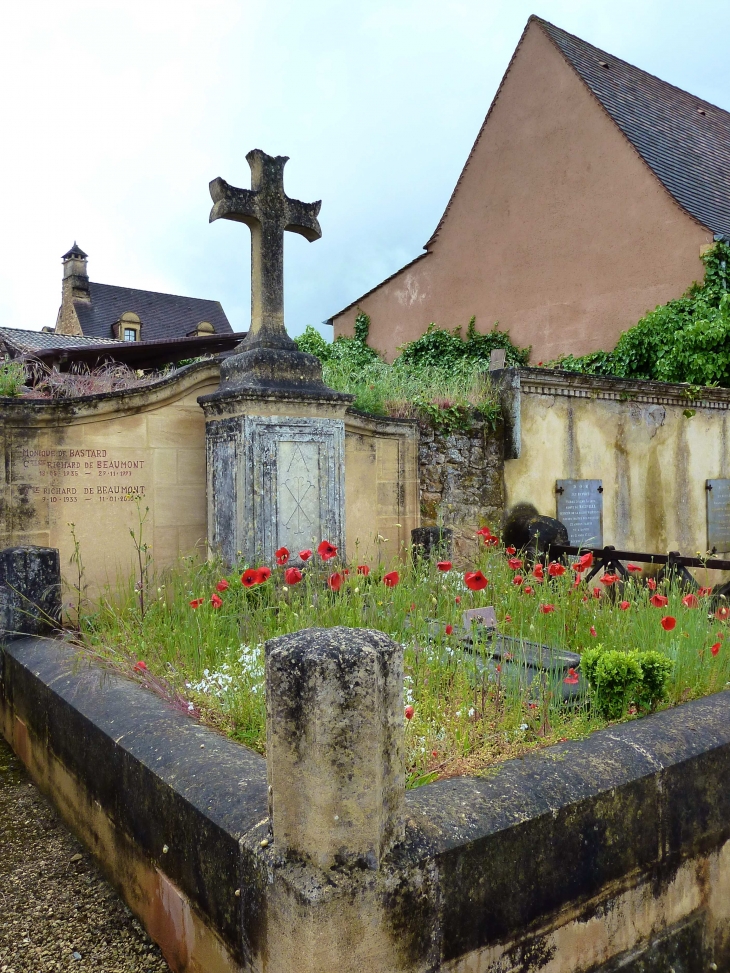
[497,366,730,410]
[2,634,730,969]
[0,359,223,426]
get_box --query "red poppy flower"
[275,547,290,565]
[455,596,461,604]
[216,579,230,592]
[600,573,620,585]
[627,564,642,572]
[506,546,516,555]
[564,667,579,685]
[680,593,699,608]
[523,585,534,595]
[357,564,370,575]
[327,572,343,592]
[533,563,544,581]
[211,593,223,609]
[464,570,488,591]
[476,526,492,539]
[504,614,512,623]
[715,605,730,622]
[547,562,565,577]
[445,624,454,635]
[593,587,602,599]
[485,535,499,547]
[513,574,523,585]
[508,558,523,571]
[573,552,593,571]
[650,593,669,608]
[317,540,338,561]
[711,642,721,656]
[383,571,400,587]
[133,660,148,673]
[437,561,453,572]
[661,615,676,631]
[241,569,259,588]
[619,600,630,610]
[590,626,597,637]
[257,566,272,583]
[539,604,556,614]
[409,603,416,611]
[572,575,581,589]
[189,597,204,608]
[299,549,313,561]
[404,705,414,720]
[647,578,657,591]
[698,586,713,597]
[284,567,303,585]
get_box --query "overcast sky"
[2,0,730,340]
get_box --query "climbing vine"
[556,241,730,387]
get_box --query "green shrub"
[0,360,25,397]
[555,241,730,387]
[581,645,674,719]
[633,650,674,714]
[294,312,513,427]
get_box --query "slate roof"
[535,16,730,236]
[0,327,119,355]
[74,283,232,342]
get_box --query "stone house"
[329,16,730,363]
[55,243,232,343]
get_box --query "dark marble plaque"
[556,479,603,547]
[706,478,730,552]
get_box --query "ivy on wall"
[555,241,730,387]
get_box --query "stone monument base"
[199,384,353,566]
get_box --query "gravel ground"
[0,736,170,973]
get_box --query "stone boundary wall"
[3,633,730,972]
[498,367,730,572]
[418,417,504,558]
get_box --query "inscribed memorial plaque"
[556,479,603,547]
[706,479,730,553]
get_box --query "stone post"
[0,546,61,639]
[265,626,404,871]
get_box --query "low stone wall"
[419,417,504,557]
[3,630,730,973]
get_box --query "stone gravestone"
[706,479,730,554]
[489,348,506,371]
[556,479,603,547]
[199,150,353,565]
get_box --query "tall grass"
[75,543,730,785]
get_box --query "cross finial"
[209,149,321,349]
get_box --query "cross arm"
[283,197,322,242]
[209,177,259,227]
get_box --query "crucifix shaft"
[209,150,321,348]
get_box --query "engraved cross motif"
[209,150,321,349]
[281,443,316,541]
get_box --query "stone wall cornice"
[510,367,730,410]
[0,359,222,427]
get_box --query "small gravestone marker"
[706,479,730,553]
[556,479,603,547]
[462,606,497,631]
[489,348,507,371]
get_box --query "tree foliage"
[556,241,730,386]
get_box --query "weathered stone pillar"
[265,626,404,871]
[0,546,61,639]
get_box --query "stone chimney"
[55,243,89,336]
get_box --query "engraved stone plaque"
[706,478,730,553]
[277,440,321,553]
[556,479,603,547]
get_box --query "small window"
[124,328,137,342]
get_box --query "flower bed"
[76,533,730,786]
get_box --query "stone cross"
[209,149,322,348]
